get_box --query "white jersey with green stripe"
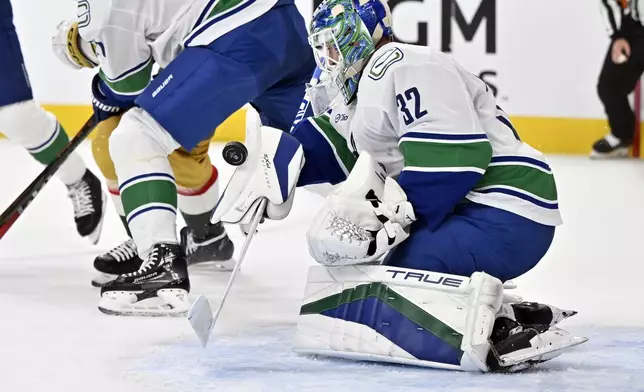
[77,0,277,97]
[316,42,561,228]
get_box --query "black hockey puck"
[222,141,248,166]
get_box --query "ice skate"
[590,134,630,159]
[488,326,588,372]
[180,223,235,270]
[510,301,577,328]
[67,169,106,244]
[98,243,190,316]
[487,317,588,372]
[91,239,143,287]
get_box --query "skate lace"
[328,216,370,242]
[107,240,137,262]
[125,247,174,276]
[68,181,94,218]
[123,248,159,277]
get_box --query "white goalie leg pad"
[460,272,504,371]
[293,266,502,372]
[211,108,304,225]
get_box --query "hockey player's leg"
[100,108,189,316]
[90,115,142,286]
[294,263,586,372]
[98,4,312,313]
[90,116,234,286]
[172,142,234,268]
[247,3,316,130]
[294,265,501,371]
[386,203,555,282]
[299,159,585,370]
[383,205,585,371]
[0,10,105,243]
[592,34,644,157]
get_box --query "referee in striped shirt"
[593,1,644,157]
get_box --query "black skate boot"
[590,134,630,158]
[487,311,587,372]
[67,169,106,244]
[511,302,577,328]
[91,239,143,287]
[98,243,191,316]
[180,222,235,269]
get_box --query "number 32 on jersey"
[396,87,427,126]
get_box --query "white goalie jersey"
[314,42,562,230]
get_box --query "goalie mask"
[308,0,393,107]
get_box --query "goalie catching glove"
[307,152,416,266]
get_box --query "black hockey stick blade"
[0,115,97,239]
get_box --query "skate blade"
[499,330,588,367]
[91,272,118,288]
[86,191,107,245]
[98,288,190,317]
[551,309,578,326]
[590,148,629,159]
[188,258,236,271]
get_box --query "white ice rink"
[1,140,643,392]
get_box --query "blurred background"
[6,0,629,155]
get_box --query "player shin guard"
[0,100,86,185]
[110,108,180,257]
[118,163,178,256]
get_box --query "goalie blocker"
[293,265,587,372]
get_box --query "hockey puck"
[222,141,248,166]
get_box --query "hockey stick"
[0,115,97,239]
[188,197,268,348]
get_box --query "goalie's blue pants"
[385,202,555,283]
[291,117,555,283]
[0,0,34,107]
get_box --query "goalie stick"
[0,115,97,239]
[188,197,268,348]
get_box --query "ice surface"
[0,140,643,392]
